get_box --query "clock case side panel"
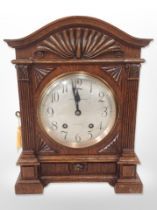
[16,64,36,150]
[15,64,43,194]
[115,62,143,193]
[121,63,141,150]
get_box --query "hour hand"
[71,80,81,116]
[75,88,80,103]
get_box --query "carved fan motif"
[35,27,123,59]
[101,65,122,84]
[38,137,57,153]
[33,67,55,88]
[98,134,119,153]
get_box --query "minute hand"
[75,88,80,103]
[72,81,81,116]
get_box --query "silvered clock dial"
[38,72,117,148]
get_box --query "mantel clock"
[5,16,152,194]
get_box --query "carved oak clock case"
[4,16,152,194]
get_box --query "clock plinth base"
[115,150,143,193]
[15,151,44,194]
[15,174,43,194]
[114,174,143,193]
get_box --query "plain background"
[0,0,157,210]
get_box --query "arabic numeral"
[102,106,108,117]
[98,91,105,102]
[52,92,59,103]
[47,107,54,115]
[62,84,68,93]
[61,131,68,140]
[75,79,83,88]
[88,131,93,140]
[100,121,103,130]
[75,134,81,142]
[50,121,58,130]
[89,81,92,93]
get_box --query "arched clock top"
[4,16,152,49]
[34,27,124,59]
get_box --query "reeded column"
[115,64,142,193]
[16,64,36,150]
[15,64,42,194]
[121,64,141,149]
